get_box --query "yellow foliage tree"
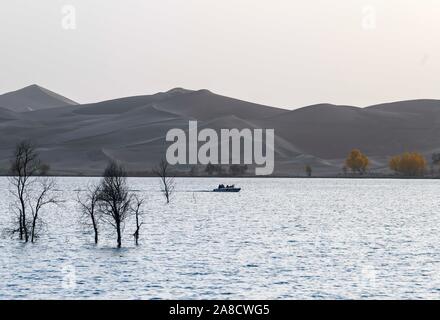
[345,149,369,174]
[389,152,427,176]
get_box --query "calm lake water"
[1,177,440,299]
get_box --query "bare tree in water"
[28,177,60,242]
[154,159,175,204]
[132,195,144,245]
[8,141,56,242]
[77,184,101,244]
[98,161,132,248]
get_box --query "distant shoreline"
[1,173,439,180]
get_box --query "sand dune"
[0,84,78,112]
[0,85,439,175]
[265,102,440,160]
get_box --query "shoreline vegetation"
[1,173,440,179]
[0,171,440,180]
[1,149,436,179]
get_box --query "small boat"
[213,184,241,192]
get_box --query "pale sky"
[1,0,439,109]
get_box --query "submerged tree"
[8,141,57,242]
[9,141,40,241]
[154,159,175,204]
[28,177,60,243]
[77,184,101,244]
[77,165,145,248]
[98,161,132,248]
[131,195,145,246]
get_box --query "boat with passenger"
[213,184,241,192]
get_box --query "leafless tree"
[8,141,42,242]
[5,201,24,239]
[131,195,144,246]
[77,183,101,244]
[98,161,132,248]
[28,177,60,243]
[154,159,175,204]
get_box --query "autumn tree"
[389,152,427,176]
[345,149,369,174]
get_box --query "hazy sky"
[1,0,439,109]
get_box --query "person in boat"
[218,184,225,189]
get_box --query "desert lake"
[1,177,440,299]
